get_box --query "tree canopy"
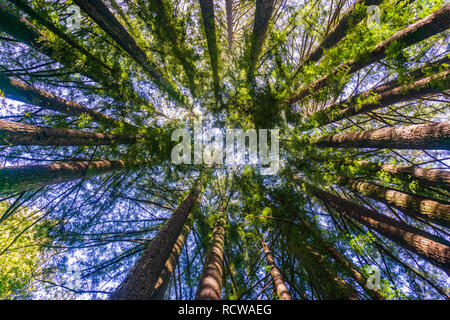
[0,0,449,300]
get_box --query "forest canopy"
[0,0,449,300]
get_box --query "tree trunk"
[306,184,450,274]
[0,120,138,146]
[0,75,127,128]
[110,175,205,299]
[225,0,234,53]
[0,159,132,195]
[150,216,194,299]
[199,0,220,96]
[261,239,292,300]
[73,0,184,105]
[247,0,276,82]
[338,176,450,228]
[313,121,450,150]
[357,161,450,192]
[288,4,450,104]
[195,207,227,300]
[294,0,383,76]
[301,60,450,130]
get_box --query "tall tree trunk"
[313,121,450,150]
[150,216,194,300]
[294,0,383,76]
[247,0,276,83]
[261,239,292,300]
[0,75,128,128]
[276,218,360,300]
[337,176,450,227]
[301,61,450,130]
[288,4,450,104]
[306,183,450,274]
[0,159,133,195]
[73,0,184,105]
[195,206,227,300]
[0,120,138,146]
[225,0,234,53]
[199,0,220,97]
[110,174,205,299]
[357,161,450,192]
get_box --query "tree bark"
[0,159,132,195]
[301,59,450,130]
[0,75,127,128]
[288,4,450,104]
[195,207,227,300]
[225,0,234,53]
[357,161,450,192]
[261,239,292,300]
[110,175,205,299]
[306,184,450,274]
[150,216,194,300]
[313,121,450,150]
[199,0,220,96]
[0,120,138,146]
[247,0,276,83]
[73,0,184,105]
[338,176,450,228]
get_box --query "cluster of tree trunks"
[110,173,206,299]
[288,4,450,104]
[73,0,184,104]
[306,183,450,275]
[337,176,450,228]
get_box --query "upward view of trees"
[0,0,448,300]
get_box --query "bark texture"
[150,216,193,299]
[195,208,227,300]
[0,120,138,146]
[0,160,129,195]
[313,121,450,150]
[338,176,450,227]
